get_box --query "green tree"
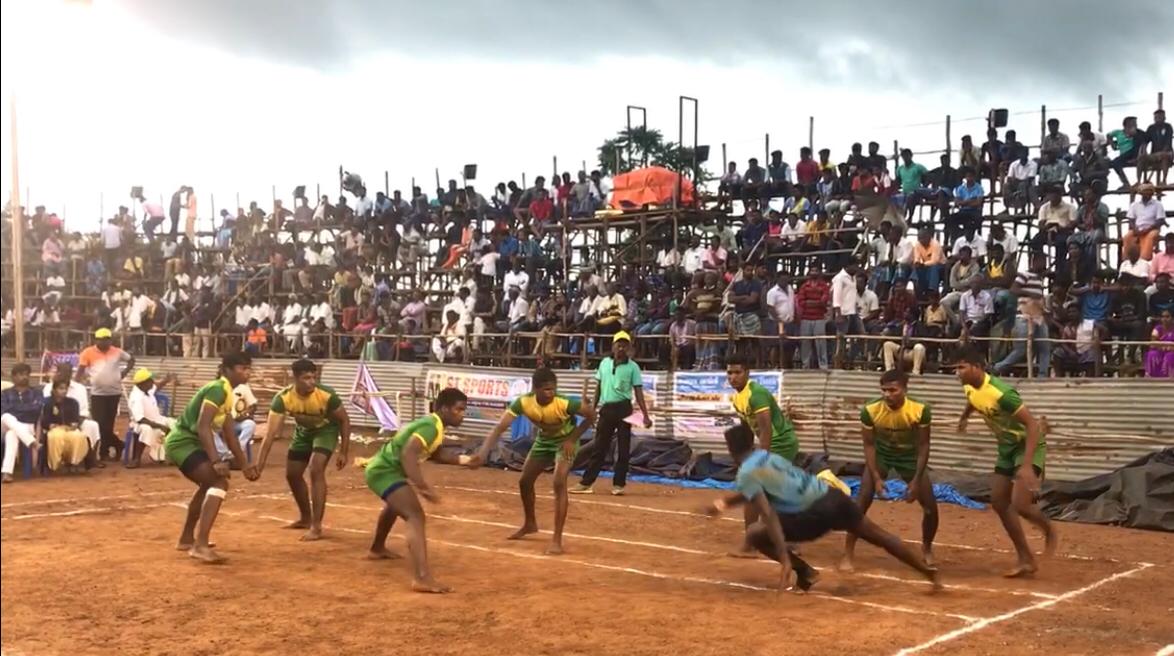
[596,126,709,181]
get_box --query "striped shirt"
[1014,270,1045,319]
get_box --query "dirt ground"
[3,441,1173,656]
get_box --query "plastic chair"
[122,392,172,465]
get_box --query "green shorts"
[164,428,202,470]
[365,458,408,499]
[770,434,799,463]
[288,425,340,459]
[529,434,578,463]
[875,446,918,481]
[995,439,1047,478]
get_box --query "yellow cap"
[132,368,153,384]
[613,330,632,343]
[94,327,113,339]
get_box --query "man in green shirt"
[572,331,652,496]
[473,367,596,555]
[163,351,259,564]
[897,148,929,221]
[725,353,800,557]
[956,347,1057,577]
[256,358,351,542]
[364,387,470,593]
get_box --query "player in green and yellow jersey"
[163,351,259,564]
[256,359,351,542]
[841,369,938,572]
[473,367,597,555]
[955,347,1057,577]
[725,354,800,558]
[363,387,469,593]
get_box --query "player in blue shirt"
[703,424,941,592]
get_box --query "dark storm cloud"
[117,0,1171,96]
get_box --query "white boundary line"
[2,501,188,520]
[892,562,1155,656]
[1155,645,1174,656]
[437,484,1112,563]
[246,513,972,622]
[1,489,188,509]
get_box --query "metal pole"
[808,116,814,153]
[722,143,728,172]
[1097,94,1104,133]
[1159,91,1164,111]
[9,95,25,363]
[434,167,441,194]
[945,114,952,160]
[764,133,770,163]
[626,105,647,169]
[552,156,558,183]
[384,170,389,195]
[1039,105,1046,152]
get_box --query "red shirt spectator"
[529,194,554,224]
[795,276,831,321]
[884,287,916,323]
[796,158,820,186]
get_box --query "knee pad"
[206,487,228,500]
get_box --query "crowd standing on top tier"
[2,109,1173,379]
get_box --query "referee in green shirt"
[572,331,652,496]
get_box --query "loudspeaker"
[695,145,711,163]
[293,185,306,200]
[988,108,1009,128]
[130,186,143,200]
[463,164,477,181]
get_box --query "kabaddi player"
[473,367,597,555]
[841,369,938,571]
[163,351,259,564]
[955,347,1057,577]
[256,358,352,541]
[363,387,469,593]
[704,424,941,592]
[724,354,800,558]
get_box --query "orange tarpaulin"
[609,166,694,210]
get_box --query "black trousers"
[578,399,633,488]
[90,394,123,459]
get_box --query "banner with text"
[424,369,533,423]
[669,371,783,441]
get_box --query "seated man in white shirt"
[42,363,101,459]
[216,382,257,467]
[126,368,174,467]
[957,276,995,337]
[432,310,467,363]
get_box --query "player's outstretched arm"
[567,403,598,444]
[471,411,515,468]
[957,404,975,432]
[753,492,792,591]
[1013,405,1042,493]
[196,402,229,478]
[220,413,257,481]
[861,427,885,496]
[256,412,286,476]
[909,424,932,502]
[332,406,351,470]
[702,492,747,516]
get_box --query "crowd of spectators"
[2,109,1173,379]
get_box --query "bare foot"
[922,549,936,567]
[176,540,215,550]
[544,542,564,555]
[284,519,311,530]
[1043,526,1059,558]
[1003,561,1038,578]
[927,567,943,591]
[727,547,760,559]
[411,579,453,594]
[366,547,402,560]
[188,545,226,564]
[507,524,539,540]
[838,555,856,572]
[300,527,324,542]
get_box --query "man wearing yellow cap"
[127,368,174,467]
[76,328,135,463]
[572,330,652,496]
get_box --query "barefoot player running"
[472,367,597,555]
[163,352,259,564]
[703,424,940,592]
[256,358,351,542]
[955,347,1057,577]
[363,387,470,593]
[841,369,938,571]
[724,354,800,558]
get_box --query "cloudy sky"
[1,0,1170,230]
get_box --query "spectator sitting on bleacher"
[1070,140,1111,198]
[882,307,927,375]
[951,225,988,265]
[1110,272,1151,365]
[768,150,793,195]
[703,234,729,271]
[943,246,981,318]
[985,243,1017,318]
[924,153,959,221]
[816,167,848,219]
[1033,186,1077,269]
[958,275,995,339]
[950,167,985,244]
[1108,116,1143,190]
[1124,182,1166,261]
[1119,243,1151,283]
[432,309,467,363]
[1140,108,1172,186]
[912,227,946,299]
[1004,147,1038,213]
[743,158,767,204]
[1151,233,1174,285]
[896,149,929,221]
[796,147,819,187]
[1042,119,1072,159]
[1038,151,1071,190]
[980,128,1003,185]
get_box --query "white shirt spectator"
[101,223,122,249]
[235,303,253,327]
[160,240,178,259]
[310,301,334,328]
[989,231,1019,257]
[250,302,271,324]
[128,294,155,330]
[1007,159,1038,181]
[128,385,168,428]
[657,248,680,269]
[503,269,530,294]
[952,234,988,260]
[232,383,258,420]
[282,303,305,326]
[508,296,530,323]
[578,295,601,318]
[780,219,806,243]
[765,284,795,323]
[857,288,880,318]
[162,287,189,307]
[443,297,472,328]
[830,269,859,316]
[304,249,324,266]
[478,251,500,278]
[682,246,706,274]
[354,196,374,218]
[1038,201,1076,230]
[959,289,995,322]
[173,272,191,289]
[344,231,365,252]
[1126,198,1166,232]
[1119,258,1151,280]
[894,237,915,266]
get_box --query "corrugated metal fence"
[132,357,1173,483]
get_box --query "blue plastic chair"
[122,392,171,464]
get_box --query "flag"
[350,362,399,431]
